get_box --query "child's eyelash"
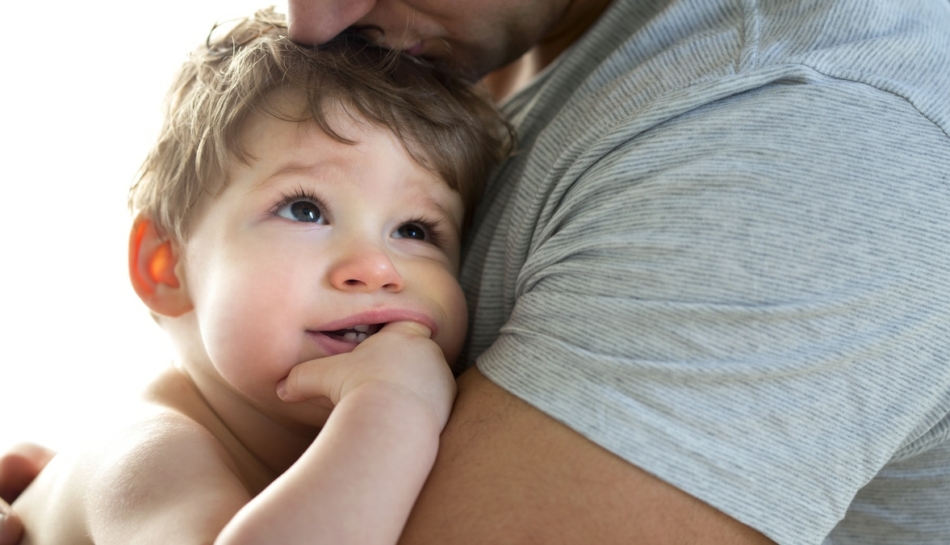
[269,186,326,217]
[268,186,450,247]
[404,215,449,248]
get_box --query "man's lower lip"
[406,41,425,56]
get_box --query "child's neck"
[143,366,317,494]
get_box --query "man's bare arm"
[398,367,775,544]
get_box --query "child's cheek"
[439,282,469,366]
[196,266,299,399]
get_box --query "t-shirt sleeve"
[476,79,950,544]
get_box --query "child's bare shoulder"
[83,403,250,541]
[91,396,247,505]
[15,369,251,544]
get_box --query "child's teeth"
[354,325,370,333]
[342,331,369,343]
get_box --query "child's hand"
[277,321,457,430]
[0,443,56,545]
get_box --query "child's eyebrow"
[418,192,464,236]
[248,161,340,192]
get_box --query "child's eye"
[393,218,450,249]
[276,199,326,223]
[395,222,428,241]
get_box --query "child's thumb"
[380,320,432,338]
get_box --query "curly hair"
[130,7,513,241]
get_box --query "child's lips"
[323,323,383,343]
[306,330,364,356]
[307,308,438,356]
[315,308,438,338]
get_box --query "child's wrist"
[345,380,453,434]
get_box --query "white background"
[0,1,288,454]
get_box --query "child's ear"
[129,214,193,317]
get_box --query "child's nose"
[328,243,404,293]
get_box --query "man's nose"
[287,0,377,45]
[328,242,405,293]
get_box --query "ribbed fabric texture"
[458,1,950,543]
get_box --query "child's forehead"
[244,89,378,154]
[238,88,457,192]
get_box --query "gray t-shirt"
[458,1,950,543]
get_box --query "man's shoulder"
[514,0,950,139]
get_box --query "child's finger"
[276,320,437,403]
[379,320,432,338]
[277,356,343,403]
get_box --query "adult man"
[3,1,949,543]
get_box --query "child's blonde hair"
[130,8,512,241]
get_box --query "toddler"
[12,8,509,544]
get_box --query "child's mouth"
[324,324,383,343]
